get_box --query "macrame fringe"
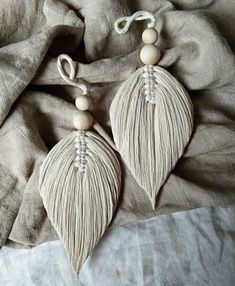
[110,65,193,209]
[39,131,121,273]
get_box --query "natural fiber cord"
[39,131,121,273]
[110,65,193,209]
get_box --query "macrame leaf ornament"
[39,55,121,273]
[39,131,121,272]
[110,12,193,208]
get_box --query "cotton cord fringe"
[110,65,193,209]
[39,131,121,273]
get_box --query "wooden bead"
[75,95,91,111]
[142,28,158,44]
[140,45,161,65]
[73,111,93,130]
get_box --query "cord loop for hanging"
[114,11,156,34]
[57,54,88,95]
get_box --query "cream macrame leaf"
[39,131,121,273]
[110,65,193,209]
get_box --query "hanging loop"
[57,54,88,95]
[114,11,156,34]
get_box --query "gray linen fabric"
[0,206,235,285]
[0,0,235,247]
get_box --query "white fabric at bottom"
[0,241,77,286]
[0,206,234,286]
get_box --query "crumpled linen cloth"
[0,206,235,286]
[0,0,235,247]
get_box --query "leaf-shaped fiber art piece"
[39,131,121,273]
[110,65,193,208]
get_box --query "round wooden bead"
[140,45,161,65]
[75,95,91,111]
[142,28,158,44]
[73,111,93,130]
